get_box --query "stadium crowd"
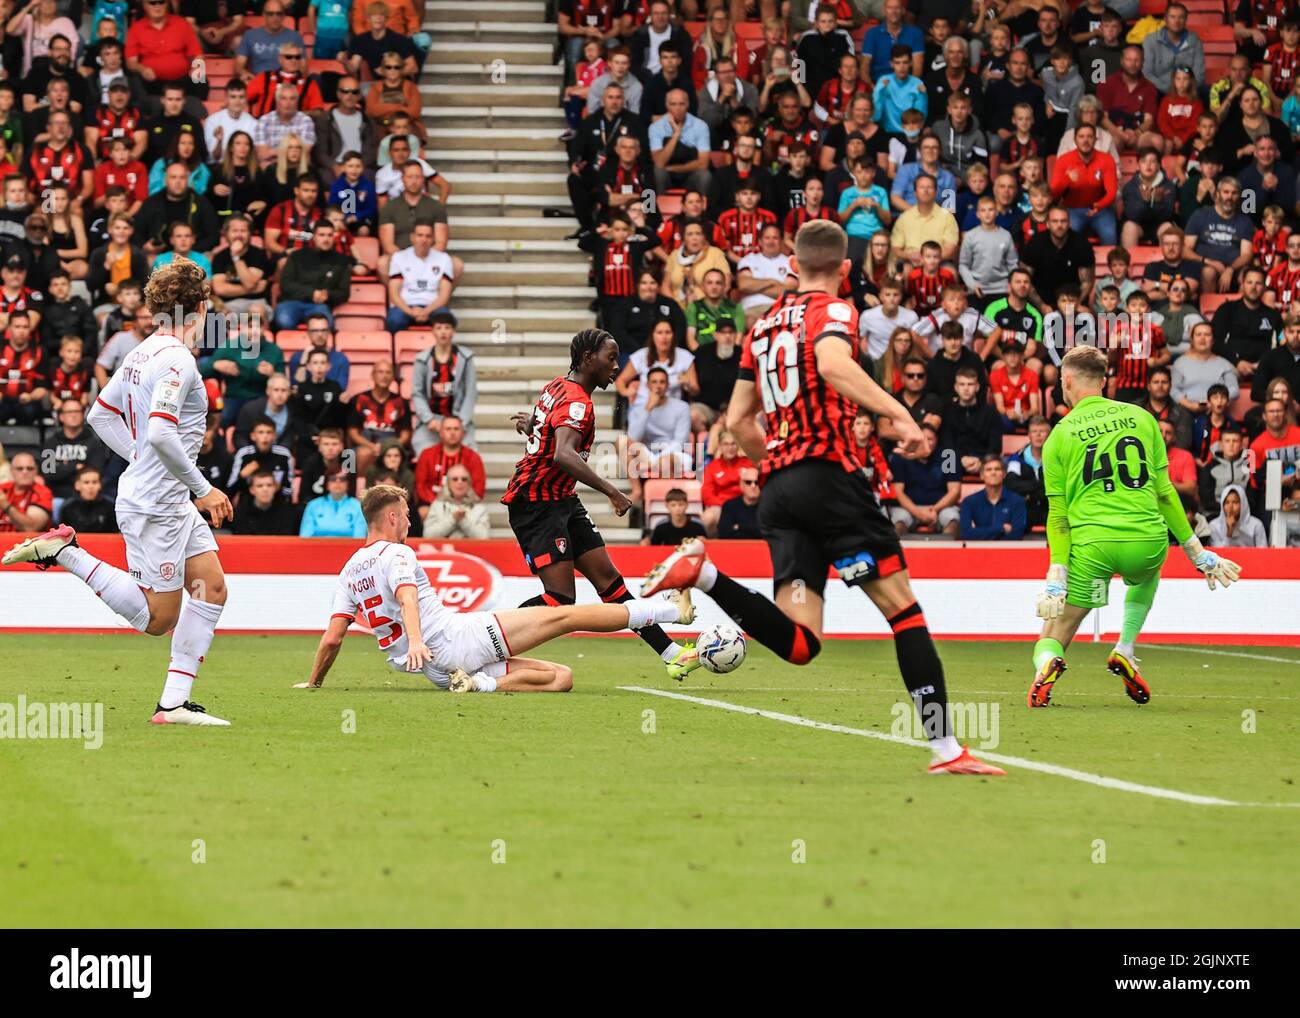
[559,0,1300,546]
[0,0,1297,550]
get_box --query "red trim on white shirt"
[149,411,178,423]
[96,396,121,414]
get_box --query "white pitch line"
[712,687,1298,700]
[620,686,1300,809]
[1141,646,1300,665]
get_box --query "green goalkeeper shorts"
[1067,539,1168,608]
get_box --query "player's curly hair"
[569,328,615,371]
[144,259,210,316]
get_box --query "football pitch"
[2,633,1297,928]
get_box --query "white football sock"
[472,672,497,692]
[626,597,680,630]
[1114,641,1136,659]
[660,642,683,662]
[931,735,963,762]
[696,559,718,592]
[58,545,150,633]
[160,597,224,709]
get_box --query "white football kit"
[331,540,511,689]
[94,333,218,592]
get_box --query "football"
[696,623,747,674]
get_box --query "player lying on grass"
[1029,345,1241,707]
[298,484,695,692]
[640,219,1003,775]
[2,261,235,727]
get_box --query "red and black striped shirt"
[27,140,91,195]
[657,215,727,253]
[717,206,777,259]
[1269,260,1300,313]
[347,391,411,436]
[599,240,636,297]
[1020,213,1050,247]
[1005,135,1039,166]
[93,105,143,160]
[426,349,458,417]
[0,287,42,319]
[815,78,868,121]
[1108,319,1167,392]
[564,0,622,32]
[905,266,955,314]
[265,200,322,252]
[46,362,91,403]
[763,119,821,163]
[1266,41,1300,91]
[737,290,862,474]
[0,342,43,399]
[502,377,597,504]
[1254,226,1289,274]
[783,204,838,236]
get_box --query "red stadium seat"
[656,191,684,218]
[276,329,312,353]
[309,59,345,76]
[1199,292,1238,315]
[345,365,373,399]
[1002,434,1030,457]
[335,283,386,316]
[205,57,234,79]
[1230,389,1258,420]
[336,330,394,360]
[352,236,379,275]
[644,479,704,529]
[959,482,982,502]
[394,330,431,364]
[1094,245,1114,269]
[334,315,386,332]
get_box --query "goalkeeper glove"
[1036,564,1068,620]
[1181,537,1242,591]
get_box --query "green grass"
[1,633,1297,927]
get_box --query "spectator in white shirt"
[858,275,918,359]
[737,223,796,324]
[204,79,260,162]
[386,221,454,331]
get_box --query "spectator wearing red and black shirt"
[1235,0,1297,63]
[246,51,326,119]
[763,93,821,171]
[717,182,778,263]
[0,310,45,424]
[595,134,655,225]
[348,359,412,475]
[782,176,838,250]
[1266,232,1300,314]
[579,213,661,344]
[43,334,92,409]
[905,245,956,314]
[656,191,727,253]
[26,111,93,208]
[0,265,44,333]
[0,451,52,533]
[414,415,487,514]
[264,175,323,265]
[1265,23,1300,95]
[814,54,869,126]
[1108,294,1170,402]
[94,137,149,209]
[89,82,147,162]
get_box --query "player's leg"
[152,511,230,726]
[858,568,1004,774]
[1029,542,1113,707]
[1106,541,1168,705]
[575,543,691,669]
[493,597,688,656]
[2,522,159,633]
[517,559,578,607]
[447,658,573,693]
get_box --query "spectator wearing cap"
[125,0,204,104]
[649,89,711,196]
[88,77,145,163]
[960,455,1027,540]
[236,2,304,79]
[0,260,43,332]
[1142,5,1205,95]
[299,470,367,538]
[693,317,742,412]
[0,450,52,532]
[274,219,352,330]
[411,313,478,454]
[386,220,454,333]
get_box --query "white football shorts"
[416,611,512,689]
[117,504,220,593]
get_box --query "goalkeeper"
[1029,346,1242,707]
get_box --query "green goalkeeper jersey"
[1041,395,1169,545]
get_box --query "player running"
[502,328,694,679]
[641,219,1003,775]
[1029,345,1241,707]
[299,484,693,691]
[2,261,235,726]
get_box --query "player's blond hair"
[361,483,408,525]
[1061,345,1108,384]
[144,259,209,316]
[793,218,847,278]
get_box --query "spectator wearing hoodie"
[1039,44,1085,151]
[1142,5,1206,95]
[1208,483,1268,546]
[1198,422,1253,513]
[932,93,990,181]
[942,366,1002,474]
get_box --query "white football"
[697,623,747,674]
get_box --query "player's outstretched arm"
[815,337,925,456]
[553,426,632,516]
[723,379,768,464]
[297,615,353,688]
[1156,469,1242,589]
[395,584,432,672]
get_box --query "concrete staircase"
[422,1,637,541]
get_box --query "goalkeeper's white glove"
[1036,564,1068,619]
[1182,537,1242,591]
